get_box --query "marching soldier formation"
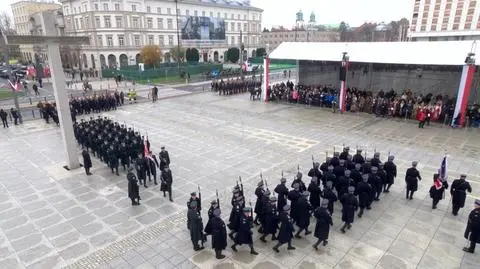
[184,146,478,259]
[211,78,261,96]
[73,116,173,205]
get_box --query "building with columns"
[57,0,263,70]
[409,0,480,41]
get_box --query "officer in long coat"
[161,165,173,202]
[260,196,279,243]
[274,177,289,211]
[231,207,258,255]
[308,163,322,182]
[272,205,296,253]
[463,199,480,253]
[107,145,119,176]
[405,161,422,200]
[228,196,244,239]
[450,174,473,216]
[254,181,265,225]
[321,181,338,215]
[288,182,302,224]
[352,149,365,164]
[370,167,383,201]
[82,150,92,175]
[187,201,204,251]
[135,154,147,188]
[127,168,140,206]
[211,208,228,259]
[356,174,373,218]
[146,152,159,185]
[313,199,333,250]
[340,186,358,233]
[119,142,130,171]
[295,191,312,238]
[308,177,322,209]
[351,163,363,185]
[383,155,397,192]
[159,146,170,171]
[204,200,219,235]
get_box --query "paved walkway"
[0,93,479,269]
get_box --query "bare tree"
[0,11,16,35]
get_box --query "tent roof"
[269,41,479,66]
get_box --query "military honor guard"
[463,199,480,253]
[231,206,258,255]
[272,205,296,252]
[451,174,473,216]
[313,199,333,249]
[405,161,422,200]
[187,201,205,251]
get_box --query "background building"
[409,0,480,41]
[57,0,263,70]
[261,29,339,49]
[11,0,62,62]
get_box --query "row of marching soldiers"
[185,147,398,259]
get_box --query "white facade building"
[58,0,263,70]
[409,0,480,41]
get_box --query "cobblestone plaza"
[0,92,479,269]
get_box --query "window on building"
[231,36,235,44]
[194,10,198,16]
[132,17,139,28]
[231,14,234,19]
[148,35,154,45]
[237,23,241,31]
[115,3,120,11]
[74,8,76,13]
[80,18,84,29]
[118,35,125,46]
[134,35,141,46]
[94,4,98,11]
[157,7,161,13]
[167,8,171,14]
[202,11,206,16]
[132,5,136,12]
[252,14,256,20]
[210,12,213,17]
[106,36,113,46]
[167,19,173,29]
[243,23,247,32]
[75,19,79,29]
[159,35,164,45]
[177,9,180,15]
[104,16,111,28]
[147,6,151,13]
[97,35,103,46]
[116,16,123,28]
[168,35,174,45]
[147,18,153,28]
[186,10,190,16]
[244,14,247,20]
[237,14,240,20]
[231,22,235,31]
[157,18,163,29]
[66,18,72,30]
[103,3,108,11]
[85,17,89,28]
[84,4,87,12]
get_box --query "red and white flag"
[143,137,153,161]
[8,79,20,92]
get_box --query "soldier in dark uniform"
[313,199,333,250]
[231,207,258,255]
[346,155,355,171]
[161,165,173,202]
[188,192,202,212]
[272,205,295,253]
[340,186,358,233]
[205,200,219,235]
[228,196,244,240]
[187,201,205,251]
[405,161,422,200]
[330,152,340,167]
[146,151,159,185]
[371,152,382,168]
[119,142,130,171]
[159,146,170,171]
[275,177,288,211]
[291,172,307,192]
[321,181,338,215]
[383,155,397,192]
[260,196,279,242]
[107,145,119,176]
[288,182,302,225]
[211,208,228,259]
[295,191,312,238]
[344,170,355,188]
[334,160,346,178]
[320,157,331,174]
[308,177,322,209]
[450,174,473,215]
[362,158,372,174]
[339,146,350,160]
[336,170,350,200]
[308,162,322,182]
[322,165,336,188]
[351,163,363,185]
[352,149,365,164]
[429,172,448,209]
[369,167,383,201]
[135,154,148,188]
[253,181,265,225]
[356,174,373,218]
[463,199,480,253]
[127,167,140,206]
[82,149,92,175]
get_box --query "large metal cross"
[4,34,90,169]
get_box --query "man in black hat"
[135,154,148,188]
[288,182,302,225]
[127,167,140,206]
[356,174,373,218]
[205,200,219,235]
[339,146,350,160]
[146,151,159,185]
[231,206,258,255]
[274,177,289,211]
[369,167,382,201]
[161,165,173,202]
[322,165,336,188]
[107,144,119,176]
[187,201,205,251]
[159,146,170,171]
[405,161,422,200]
[228,196,244,239]
[451,174,473,216]
[187,192,201,212]
[291,172,307,192]
[308,177,322,209]
[352,149,365,164]
[272,205,295,253]
[371,152,381,168]
[308,162,322,181]
[260,196,279,243]
[463,199,480,253]
[340,186,358,233]
[295,191,312,238]
[253,181,265,225]
[211,208,227,259]
[383,155,397,193]
[313,199,333,250]
[321,181,338,215]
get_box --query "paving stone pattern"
[0,92,479,269]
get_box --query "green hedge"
[102,63,223,80]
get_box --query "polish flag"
[8,79,20,92]
[143,137,153,161]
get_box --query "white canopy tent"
[268,41,479,66]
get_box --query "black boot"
[216,250,225,259]
[250,248,258,255]
[231,244,238,252]
[260,235,267,243]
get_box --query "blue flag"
[439,156,447,181]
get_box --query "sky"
[1,0,414,28]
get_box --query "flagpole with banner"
[439,155,448,182]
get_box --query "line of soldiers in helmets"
[211,78,261,96]
[70,92,124,116]
[73,117,173,204]
[184,146,478,258]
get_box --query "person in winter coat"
[272,205,296,253]
[295,191,312,238]
[313,199,333,250]
[82,150,92,175]
[127,168,140,206]
[231,207,258,255]
[451,174,473,216]
[321,181,338,215]
[356,174,373,218]
[429,172,448,209]
[187,201,204,251]
[259,196,279,243]
[340,186,358,233]
[463,199,480,253]
[211,208,228,259]
[308,177,322,209]
[274,177,289,211]
[405,161,422,200]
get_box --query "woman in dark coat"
[127,168,140,206]
[429,173,448,209]
[313,199,333,249]
[82,150,92,175]
[463,200,480,253]
[211,208,227,259]
[272,205,296,253]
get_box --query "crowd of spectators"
[267,81,480,127]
